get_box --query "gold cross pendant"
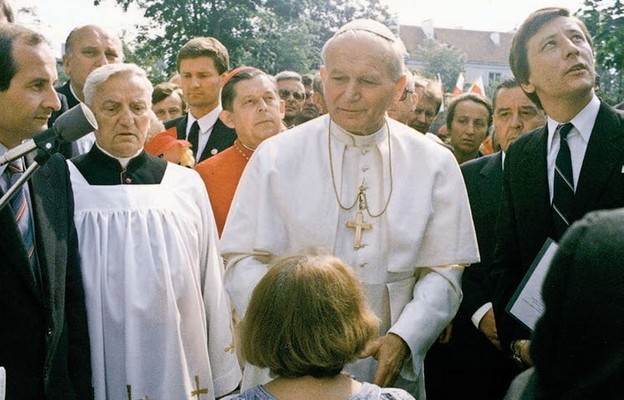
[346,210,372,249]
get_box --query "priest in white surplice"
[221,20,479,399]
[68,63,241,399]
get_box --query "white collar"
[96,142,143,168]
[328,116,388,148]
[547,94,599,150]
[188,105,222,134]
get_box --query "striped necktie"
[7,159,38,273]
[551,122,575,240]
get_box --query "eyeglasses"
[279,88,306,102]
[399,87,413,101]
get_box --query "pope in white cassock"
[221,20,479,398]
[67,63,241,399]
[221,19,479,399]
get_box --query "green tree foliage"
[94,0,395,82]
[578,0,624,104]
[411,40,467,96]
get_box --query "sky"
[14,0,587,57]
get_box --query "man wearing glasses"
[275,70,306,128]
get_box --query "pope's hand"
[359,333,408,387]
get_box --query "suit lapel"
[515,127,552,233]
[175,117,188,141]
[574,103,624,218]
[199,118,237,161]
[0,190,43,300]
[479,152,503,209]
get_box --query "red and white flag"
[452,72,465,96]
[468,75,485,96]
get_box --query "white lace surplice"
[68,161,240,400]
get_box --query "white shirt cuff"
[471,302,493,329]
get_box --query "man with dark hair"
[447,92,492,164]
[492,7,624,368]
[165,36,236,162]
[0,24,93,399]
[151,81,186,121]
[194,66,285,236]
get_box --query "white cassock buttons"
[211,148,218,155]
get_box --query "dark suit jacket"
[164,114,236,163]
[492,101,624,350]
[55,81,80,110]
[424,152,518,400]
[0,154,93,399]
[54,82,83,159]
[460,151,504,320]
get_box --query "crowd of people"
[1,1,624,399]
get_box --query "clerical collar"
[71,144,167,185]
[96,142,143,168]
[327,116,387,147]
[188,106,222,135]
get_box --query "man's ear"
[392,74,408,103]
[520,80,536,95]
[279,99,286,119]
[63,54,71,74]
[220,109,235,129]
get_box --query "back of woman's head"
[240,253,379,378]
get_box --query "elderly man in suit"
[491,7,624,369]
[57,24,123,109]
[0,24,92,399]
[165,37,236,162]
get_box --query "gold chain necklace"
[327,119,393,218]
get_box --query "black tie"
[552,122,575,240]
[188,120,200,158]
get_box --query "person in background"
[275,70,305,128]
[57,24,123,109]
[312,73,328,114]
[447,92,492,164]
[165,36,236,162]
[194,66,285,236]
[230,253,415,400]
[294,73,321,124]
[151,81,186,122]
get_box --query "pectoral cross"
[191,375,209,400]
[346,187,371,249]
